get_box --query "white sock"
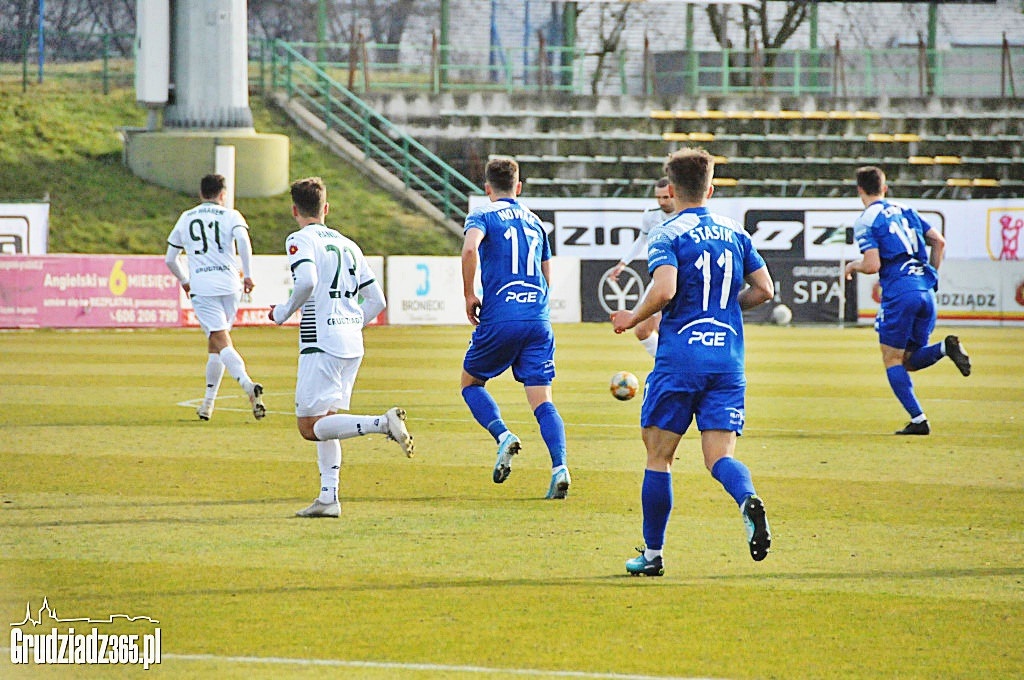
[644,548,663,561]
[911,413,927,423]
[317,440,341,503]
[204,354,225,401]
[639,332,659,358]
[551,464,568,475]
[219,346,253,393]
[313,413,387,441]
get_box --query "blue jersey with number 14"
[853,199,938,300]
[648,207,765,375]
[464,198,551,324]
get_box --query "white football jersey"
[285,223,376,358]
[167,202,248,296]
[640,206,669,235]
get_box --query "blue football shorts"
[875,289,936,352]
[640,370,746,435]
[463,319,556,386]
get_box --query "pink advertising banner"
[0,255,180,328]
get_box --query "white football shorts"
[294,352,363,417]
[191,294,239,336]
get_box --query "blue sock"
[885,365,924,419]
[641,470,673,551]
[461,385,508,442]
[906,342,944,371]
[711,457,756,506]
[533,401,567,469]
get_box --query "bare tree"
[706,0,812,85]
[585,1,631,96]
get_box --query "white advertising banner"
[855,260,1024,326]
[180,254,387,327]
[468,195,1024,262]
[0,203,49,254]
[386,255,581,325]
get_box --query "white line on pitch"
[161,653,728,680]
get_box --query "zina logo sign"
[599,265,645,315]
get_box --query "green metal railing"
[269,39,585,95]
[268,40,479,223]
[4,29,1018,99]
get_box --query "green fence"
[3,28,1019,99]
[268,40,479,223]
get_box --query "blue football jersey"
[648,207,766,374]
[853,199,938,299]
[464,198,551,324]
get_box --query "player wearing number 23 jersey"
[274,224,378,359]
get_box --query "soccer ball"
[610,371,640,401]
[771,304,793,326]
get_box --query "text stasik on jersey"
[648,207,766,374]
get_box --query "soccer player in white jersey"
[611,149,774,575]
[268,177,414,518]
[605,177,675,358]
[165,174,266,421]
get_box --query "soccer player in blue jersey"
[844,166,971,435]
[611,148,774,574]
[460,157,570,499]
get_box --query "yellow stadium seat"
[868,134,895,142]
[934,156,961,164]
[712,177,738,187]
[908,156,936,164]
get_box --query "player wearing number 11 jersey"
[611,148,774,574]
[268,177,413,518]
[165,174,265,422]
[460,157,570,499]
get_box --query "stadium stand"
[374,91,1024,199]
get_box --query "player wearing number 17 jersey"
[268,177,413,519]
[165,174,265,422]
[611,148,774,574]
[460,157,570,499]
[844,166,971,436]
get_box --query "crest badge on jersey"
[289,244,298,255]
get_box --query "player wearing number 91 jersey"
[165,174,265,423]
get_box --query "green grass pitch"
[1,323,1022,679]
